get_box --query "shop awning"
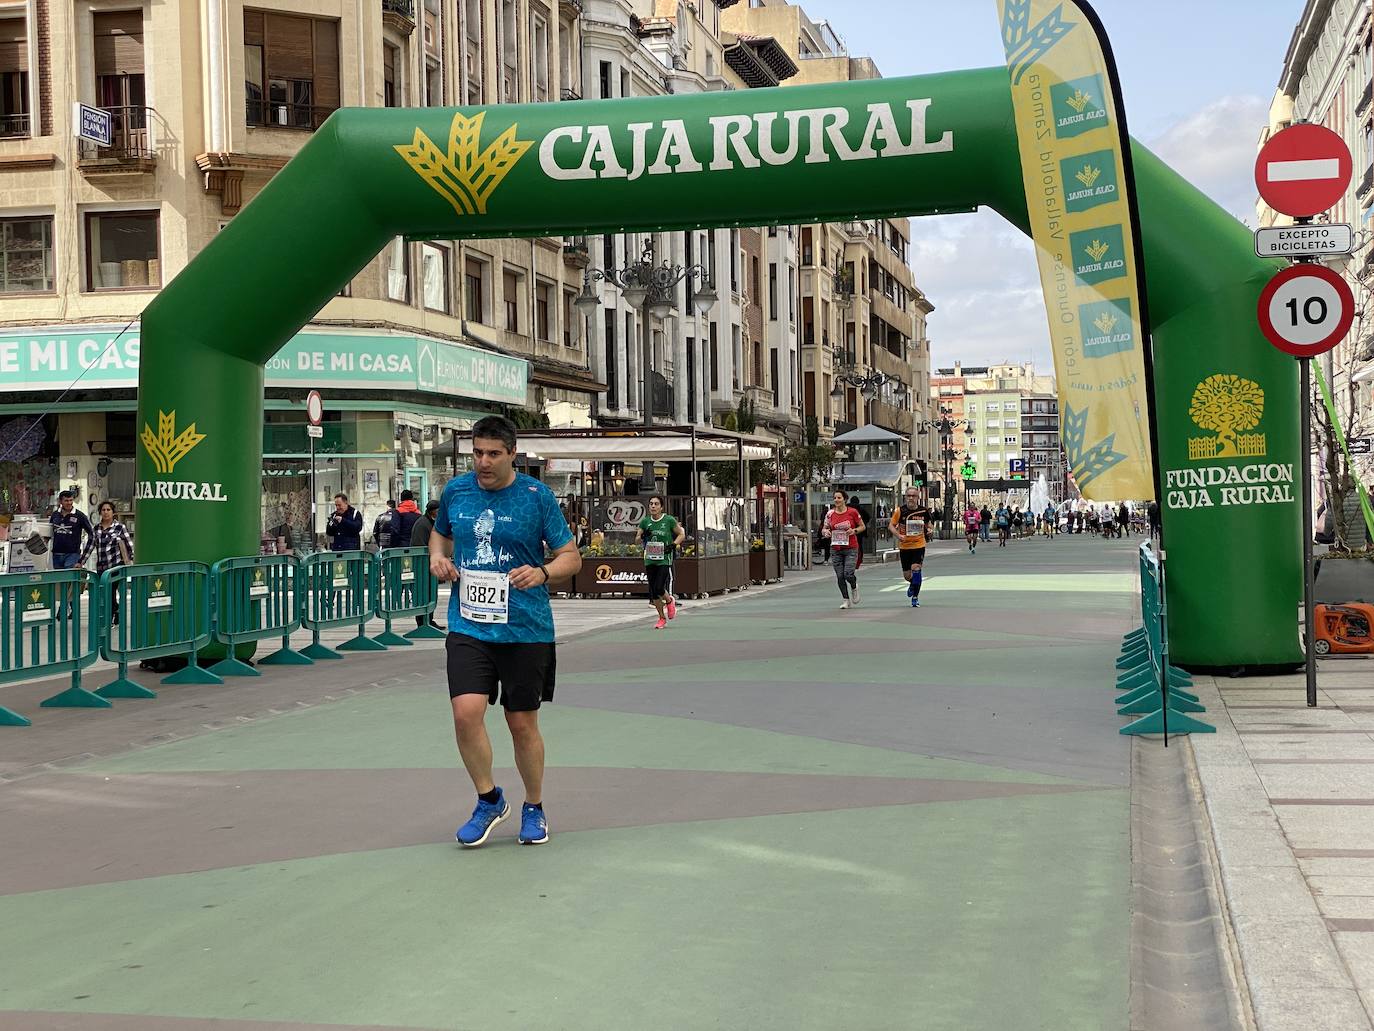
[459,431,774,464]
[830,460,916,487]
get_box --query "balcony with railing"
[246,97,336,132]
[562,236,590,268]
[382,0,416,34]
[560,87,582,101]
[1358,161,1373,201]
[0,111,30,139]
[77,107,157,176]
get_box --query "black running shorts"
[899,548,926,571]
[445,633,556,712]
[646,564,674,601]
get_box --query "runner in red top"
[822,490,865,611]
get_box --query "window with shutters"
[423,0,443,105]
[504,269,521,332]
[93,10,146,143]
[85,210,160,292]
[500,0,517,102]
[1,216,54,293]
[563,288,580,349]
[465,258,486,323]
[464,0,483,105]
[420,243,450,313]
[382,42,400,107]
[535,281,552,340]
[531,10,550,103]
[0,12,29,138]
[244,10,340,130]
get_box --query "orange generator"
[1314,603,1374,656]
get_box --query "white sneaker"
[839,600,851,610]
[851,587,860,606]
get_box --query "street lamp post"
[575,237,717,488]
[827,257,910,425]
[916,406,969,539]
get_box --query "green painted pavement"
[560,642,1109,687]
[0,792,1127,1031]
[78,688,1078,784]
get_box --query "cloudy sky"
[790,0,1309,372]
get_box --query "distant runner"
[889,487,930,608]
[636,495,686,630]
[963,502,981,554]
[823,490,865,610]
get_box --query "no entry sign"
[1257,264,1355,358]
[1255,124,1353,218]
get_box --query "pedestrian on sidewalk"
[1148,499,1162,541]
[88,500,133,626]
[637,495,685,630]
[849,495,869,571]
[326,494,363,552]
[979,505,992,542]
[372,499,397,551]
[890,487,930,608]
[410,498,444,632]
[823,490,864,610]
[51,490,94,619]
[429,415,583,848]
[393,490,422,544]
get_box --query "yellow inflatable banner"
[997,0,1156,499]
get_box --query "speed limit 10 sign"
[1257,263,1356,358]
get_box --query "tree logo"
[395,112,533,217]
[140,410,206,475]
[1188,375,1266,461]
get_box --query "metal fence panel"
[99,562,223,694]
[0,569,103,722]
[300,551,386,658]
[373,548,443,646]
[211,555,310,675]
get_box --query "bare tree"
[1312,269,1373,552]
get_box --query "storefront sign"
[0,329,528,406]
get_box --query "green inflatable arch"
[136,68,1301,669]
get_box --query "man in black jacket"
[372,499,397,551]
[409,498,443,630]
[325,493,363,551]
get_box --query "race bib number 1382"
[460,569,509,624]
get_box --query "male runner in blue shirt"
[429,416,583,848]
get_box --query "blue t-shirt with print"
[434,471,574,643]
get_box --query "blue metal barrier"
[300,551,386,659]
[0,568,104,723]
[1117,543,1214,738]
[210,555,311,676]
[373,548,444,646]
[99,562,223,695]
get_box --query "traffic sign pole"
[1294,225,1319,708]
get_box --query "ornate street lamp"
[574,236,717,430]
[916,406,969,539]
[575,237,716,492]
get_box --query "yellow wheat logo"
[30,588,40,603]
[1188,374,1267,461]
[1075,165,1101,189]
[1092,311,1119,335]
[395,111,533,217]
[154,579,163,591]
[1085,240,1111,262]
[141,410,206,475]
[1065,89,1093,113]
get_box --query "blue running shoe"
[456,788,510,847]
[519,802,549,845]
[911,597,921,608]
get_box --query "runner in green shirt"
[636,495,686,630]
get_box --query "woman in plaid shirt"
[86,501,133,625]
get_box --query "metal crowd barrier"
[211,555,312,676]
[373,548,444,646]
[0,569,104,723]
[300,551,385,659]
[98,562,223,696]
[1116,543,1213,739]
